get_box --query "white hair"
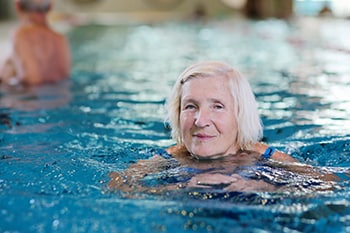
[19,0,51,12]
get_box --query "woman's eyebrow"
[181,97,197,105]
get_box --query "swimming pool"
[1,16,350,233]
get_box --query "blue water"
[1,17,350,233]
[294,0,332,16]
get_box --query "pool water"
[1,16,350,233]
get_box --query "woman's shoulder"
[165,144,189,157]
[253,142,297,163]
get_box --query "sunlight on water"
[1,16,350,233]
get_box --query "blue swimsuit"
[261,147,276,159]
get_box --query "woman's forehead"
[182,75,230,90]
[181,76,233,100]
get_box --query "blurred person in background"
[0,0,70,86]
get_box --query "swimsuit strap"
[261,146,275,159]
[157,149,172,160]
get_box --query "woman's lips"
[193,133,215,140]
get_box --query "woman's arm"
[108,155,177,193]
[254,142,339,181]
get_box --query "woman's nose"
[194,108,210,127]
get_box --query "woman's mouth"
[193,133,215,140]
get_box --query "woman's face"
[180,75,240,159]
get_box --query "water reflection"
[0,80,72,111]
[1,16,350,233]
[67,17,350,157]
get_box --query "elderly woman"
[165,61,295,162]
[0,0,70,86]
[109,61,335,193]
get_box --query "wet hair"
[19,0,51,13]
[165,61,263,150]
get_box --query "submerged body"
[109,146,336,194]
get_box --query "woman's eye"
[214,104,223,109]
[184,104,196,110]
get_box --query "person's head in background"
[166,61,263,159]
[15,0,52,24]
